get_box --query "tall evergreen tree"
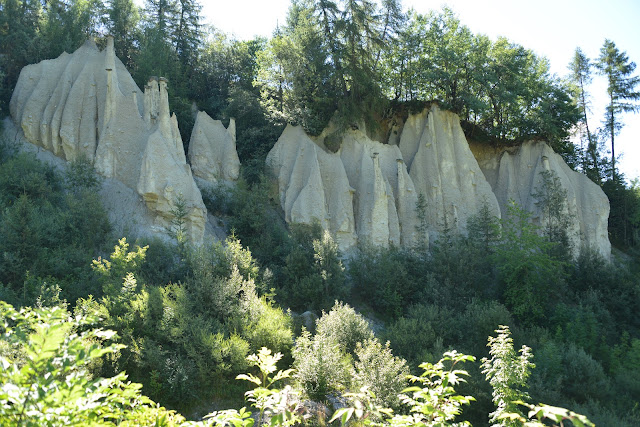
[0,0,42,114]
[172,0,202,68]
[596,39,640,180]
[105,0,141,69]
[40,0,104,59]
[569,47,601,182]
[144,0,177,39]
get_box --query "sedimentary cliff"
[471,140,611,257]
[8,39,610,257]
[8,38,239,243]
[267,105,611,257]
[188,111,240,187]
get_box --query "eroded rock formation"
[472,141,611,257]
[267,105,611,258]
[10,37,207,242]
[188,111,240,186]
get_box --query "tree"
[532,170,572,258]
[256,0,403,137]
[569,47,601,182]
[493,202,567,321]
[105,0,141,69]
[0,301,185,425]
[0,0,43,114]
[596,39,640,180]
[481,325,534,426]
[172,0,203,68]
[40,0,103,59]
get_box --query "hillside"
[1,1,640,426]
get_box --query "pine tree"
[105,0,141,69]
[569,47,601,182]
[172,0,202,68]
[0,0,42,114]
[596,39,640,180]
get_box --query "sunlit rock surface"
[472,140,611,257]
[267,105,611,258]
[188,111,240,186]
[10,38,206,242]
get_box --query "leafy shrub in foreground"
[0,301,184,426]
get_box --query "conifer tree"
[596,39,640,180]
[0,0,42,114]
[569,47,601,182]
[105,0,141,69]
[172,0,203,68]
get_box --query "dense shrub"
[293,302,407,407]
[81,236,293,413]
[0,152,110,305]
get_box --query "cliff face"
[9,38,236,243]
[9,40,610,256]
[471,141,611,257]
[267,105,611,258]
[188,111,240,187]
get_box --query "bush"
[293,302,376,401]
[0,301,184,426]
[293,329,352,401]
[349,245,425,318]
[352,339,408,409]
[280,224,347,311]
[0,152,110,304]
[315,302,374,357]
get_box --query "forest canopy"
[1,1,580,152]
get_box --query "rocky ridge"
[8,39,611,257]
[9,38,238,243]
[267,105,611,257]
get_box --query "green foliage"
[225,177,292,267]
[481,325,534,425]
[532,170,572,258]
[602,177,640,248]
[596,39,640,179]
[292,327,351,401]
[292,302,407,408]
[0,301,185,426]
[493,202,566,321]
[93,237,148,297]
[381,7,579,149]
[0,152,110,304]
[168,194,189,245]
[84,234,293,413]
[237,348,300,427]
[349,245,425,318]
[569,47,602,182]
[256,0,404,138]
[397,351,476,426]
[315,301,374,357]
[415,193,429,250]
[352,339,409,410]
[334,351,476,427]
[503,402,595,427]
[280,224,347,311]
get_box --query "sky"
[197,0,640,181]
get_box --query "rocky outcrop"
[10,38,206,242]
[267,125,357,250]
[267,105,611,258]
[188,111,240,186]
[398,106,501,237]
[472,141,611,257]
